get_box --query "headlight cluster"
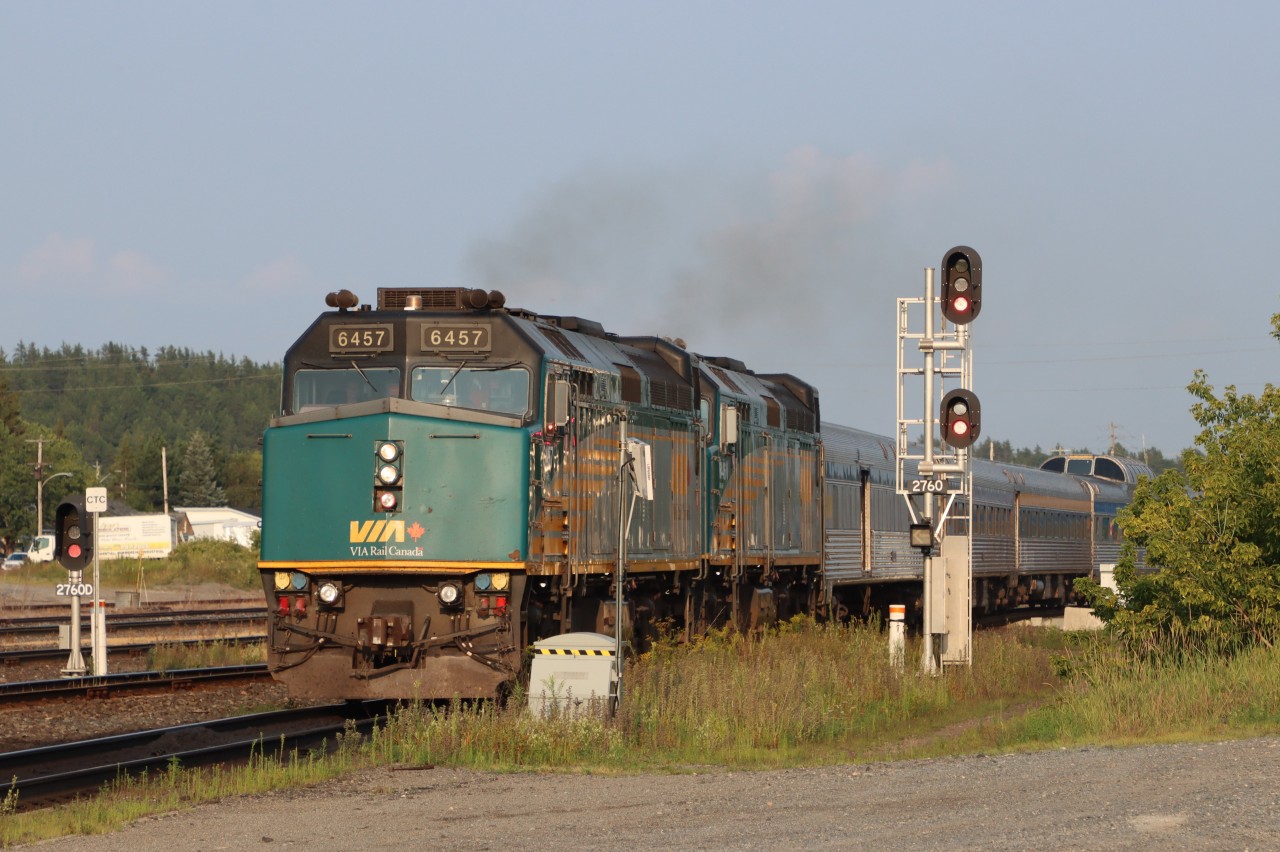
[274,572,344,613]
[438,581,462,607]
[436,573,511,615]
[317,581,343,606]
[373,440,404,512]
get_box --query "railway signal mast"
[55,498,89,677]
[55,488,110,676]
[896,246,982,669]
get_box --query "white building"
[176,507,261,548]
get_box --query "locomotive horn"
[325,290,360,310]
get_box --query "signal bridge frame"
[894,250,982,668]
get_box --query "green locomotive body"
[260,288,822,699]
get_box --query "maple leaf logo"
[407,521,426,541]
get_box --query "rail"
[0,701,392,811]
[0,664,271,704]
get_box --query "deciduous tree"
[1077,313,1280,650]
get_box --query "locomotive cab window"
[410,365,531,417]
[295,367,401,411]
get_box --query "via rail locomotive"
[259,288,1147,700]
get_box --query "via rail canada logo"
[348,519,427,557]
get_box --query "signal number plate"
[330,324,394,354]
[421,324,491,352]
[909,478,952,494]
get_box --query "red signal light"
[68,543,82,559]
[940,388,981,449]
[940,246,982,325]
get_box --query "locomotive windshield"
[410,364,531,417]
[294,367,401,410]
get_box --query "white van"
[27,534,55,563]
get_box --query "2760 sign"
[909,478,952,494]
[329,324,394,354]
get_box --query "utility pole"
[37,472,73,538]
[27,438,46,534]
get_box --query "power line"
[12,374,280,394]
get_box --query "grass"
[4,619,1280,846]
[1,539,261,595]
[146,639,266,672]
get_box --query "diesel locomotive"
[259,287,1145,700]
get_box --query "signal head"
[941,246,982,325]
[940,388,982,449]
[54,498,92,572]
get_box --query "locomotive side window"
[295,367,401,410]
[410,365,531,417]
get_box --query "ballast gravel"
[32,736,1280,850]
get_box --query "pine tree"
[176,430,227,507]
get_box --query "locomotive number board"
[420,323,491,352]
[330,324,394,354]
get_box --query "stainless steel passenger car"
[821,424,1150,618]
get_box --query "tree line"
[0,343,278,552]
[973,438,1181,476]
[0,339,1187,555]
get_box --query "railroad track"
[0,664,272,705]
[0,606,266,638]
[0,634,266,665]
[0,701,392,812]
[0,597,261,617]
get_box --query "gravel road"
[32,737,1280,850]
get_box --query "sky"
[3,1,1278,456]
